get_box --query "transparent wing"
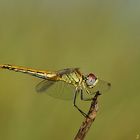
[88,79,111,94]
[36,79,55,92]
[35,80,75,100]
[57,67,80,76]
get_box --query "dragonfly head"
[84,73,111,94]
[85,73,99,88]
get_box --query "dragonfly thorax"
[59,69,82,87]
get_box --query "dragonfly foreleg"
[81,90,101,101]
[73,89,88,117]
[80,89,93,101]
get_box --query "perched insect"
[0,64,111,117]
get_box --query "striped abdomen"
[0,64,57,80]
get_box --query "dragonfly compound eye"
[86,73,97,87]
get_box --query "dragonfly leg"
[80,89,93,101]
[73,89,88,117]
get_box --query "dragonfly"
[0,64,111,117]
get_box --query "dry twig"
[74,92,100,140]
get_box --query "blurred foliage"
[0,0,140,140]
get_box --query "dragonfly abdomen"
[0,64,57,79]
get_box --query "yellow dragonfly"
[0,64,111,117]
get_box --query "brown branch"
[74,92,101,140]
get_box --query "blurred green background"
[0,0,140,140]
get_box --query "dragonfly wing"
[35,80,75,100]
[88,79,111,94]
[57,68,80,76]
[36,79,55,93]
